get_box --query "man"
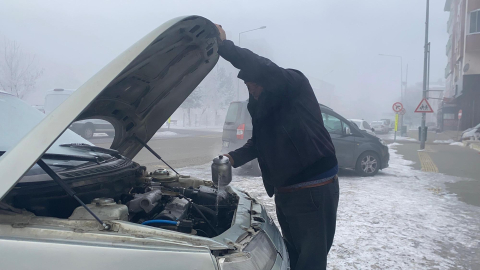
[216,25,339,270]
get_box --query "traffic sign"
[392,102,403,113]
[458,109,463,119]
[414,98,434,113]
[399,108,406,115]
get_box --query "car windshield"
[0,92,92,156]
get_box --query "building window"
[470,10,480,34]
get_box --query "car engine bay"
[3,163,239,238]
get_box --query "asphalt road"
[91,128,223,170]
[384,131,480,207]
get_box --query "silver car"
[0,16,288,270]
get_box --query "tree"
[0,39,43,99]
[180,87,203,126]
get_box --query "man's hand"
[223,154,234,167]
[215,24,226,42]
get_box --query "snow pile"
[179,145,480,269]
[449,142,464,146]
[433,139,455,144]
[153,131,178,138]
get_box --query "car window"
[363,121,371,129]
[225,103,240,124]
[322,113,343,135]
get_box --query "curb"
[463,140,480,152]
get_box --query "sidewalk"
[390,131,480,207]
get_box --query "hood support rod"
[133,134,179,175]
[36,159,111,230]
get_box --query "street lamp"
[379,53,404,139]
[236,26,267,100]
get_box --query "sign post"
[392,102,403,142]
[415,98,434,146]
[456,109,463,139]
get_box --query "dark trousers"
[275,178,339,270]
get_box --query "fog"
[0,0,448,123]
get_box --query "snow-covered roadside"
[178,145,480,269]
[152,131,178,138]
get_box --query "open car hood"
[0,16,219,199]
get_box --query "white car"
[349,119,376,136]
[371,121,389,134]
[461,123,480,141]
[0,16,288,270]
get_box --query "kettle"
[211,155,232,186]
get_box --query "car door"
[322,112,357,168]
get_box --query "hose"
[142,220,178,226]
[192,203,219,235]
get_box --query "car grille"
[59,158,135,178]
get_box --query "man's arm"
[225,138,257,168]
[215,25,303,96]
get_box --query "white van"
[45,89,114,139]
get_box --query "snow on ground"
[449,142,465,146]
[152,131,178,138]
[179,145,480,269]
[434,139,455,144]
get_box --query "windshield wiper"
[0,151,101,164]
[59,143,121,158]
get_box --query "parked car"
[349,119,376,136]
[461,123,480,141]
[371,121,389,134]
[45,88,115,139]
[381,119,392,131]
[0,16,288,270]
[222,102,389,176]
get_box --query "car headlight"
[217,231,277,270]
[379,138,387,146]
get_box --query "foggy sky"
[0,0,449,121]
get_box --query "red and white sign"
[399,108,406,115]
[458,110,463,119]
[414,98,434,113]
[392,102,403,113]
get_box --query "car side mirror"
[371,128,375,132]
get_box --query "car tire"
[82,125,95,139]
[355,151,380,177]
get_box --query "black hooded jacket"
[218,40,337,197]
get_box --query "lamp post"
[236,26,267,100]
[379,53,404,137]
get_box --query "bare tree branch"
[0,38,43,99]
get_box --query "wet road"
[89,128,223,170]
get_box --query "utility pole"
[420,0,430,150]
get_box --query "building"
[442,0,480,130]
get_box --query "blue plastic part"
[141,220,178,226]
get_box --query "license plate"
[223,141,230,148]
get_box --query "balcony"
[446,35,453,55]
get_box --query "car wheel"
[82,125,95,139]
[355,152,380,176]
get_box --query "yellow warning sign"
[394,114,399,131]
